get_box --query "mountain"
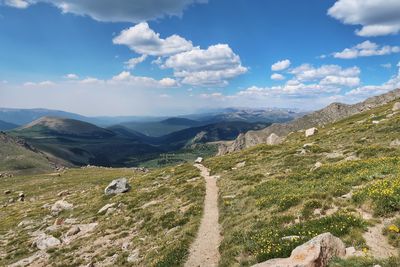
[0,132,56,174]
[157,121,270,150]
[0,120,18,130]
[19,116,115,138]
[220,88,400,154]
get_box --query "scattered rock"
[344,155,360,161]
[127,249,140,263]
[372,120,380,124]
[281,235,301,241]
[18,220,34,228]
[393,102,400,111]
[51,200,73,213]
[131,167,149,173]
[104,178,131,195]
[4,190,11,195]
[325,152,343,159]
[303,143,314,149]
[8,251,49,267]
[57,190,70,197]
[194,157,203,163]
[390,139,400,147]
[34,233,61,250]
[235,161,246,168]
[266,133,282,145]
[311,162,323,171]
[54,218,64,226]
[18,192,25,202]
[305,127,318,137]
[98,203,116,214]
[252,233,345,267]
[66,226,80,236]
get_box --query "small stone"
[372,120,380,124]
[311,162,323,171]
[57,190,70,197]
[54,218,64,226]
[51,200,73,213]
[127,249,140,263]
[4,190,11,195]
[194,157,203,163]
[345,246,356,256]
[392,102,400,111]
[305,127,318,137]
[98,203,116,214]
[66,226,80,236]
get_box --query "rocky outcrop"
[252,233,346,267]
[266,133,283,145]
[221,88,400,154]
[104,178,131,195]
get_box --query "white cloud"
[124,55,147,69]
[381,63,392,69]
[319,76,360,87]
[271,73,285,80]
[64,73,79,79]
[159,77,178,87]
[164,44,247,86]
[328,0,400,36]
[113,22,193,56]
[333,41,400,59]
[271,59,291,71]
[290,64,360,83]
[3,0,29,8]
[23,80,55,87]
[3,0,207,22]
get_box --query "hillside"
[0,132,55,174]
[203,98,400,266]
[0,120,18,130]
[221,89,400,154]
[19,116,115,138]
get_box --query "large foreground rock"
[252,233,346,267]
[105,178,131,195]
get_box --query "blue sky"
[0,0,399,116]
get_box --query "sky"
[0,0,399,116]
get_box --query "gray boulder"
[266,133,282,145]
[34,233,61,250]
[252,233,345,267]
[105,178,131,195]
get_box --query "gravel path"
[185,164,221,267]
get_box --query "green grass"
[203,100,400,266]
[0,164,205,266]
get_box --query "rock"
[51,200,73,213]
[344,155,359,161]
[66,226,80,236]
[127,249,140,263]
[325,152,343,159]
[305,127,318,137]
[194,157,203,163]
[18,192,25,201]
[266,133,282,145]
[310,162,323,172]
[390,139,400,147]
[303,143,314,148]
[252,233,345,267]
[54,218,64,225]
[98,203,116,214]
[57,190,70,197]
[104,178,131,195]
[281,235,301,241]
[34,233,61,250]
[235,161,246,168]
[345,246,357,257]
[393,102,400,111]
[4,190,11,195]
[372,120,380,124]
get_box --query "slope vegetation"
[204,98,400,266]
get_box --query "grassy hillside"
[0,164,205,266]
[0,132,54,175]
[204,100,400,266]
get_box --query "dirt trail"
[185,164,221,267]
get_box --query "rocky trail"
[185,164,221,267]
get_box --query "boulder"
[194,157,203,163]
[34,233,61,250]
[392,102,400,111]
[104,178,131,195]
[252,233,346,267]
[305,127,318,137]
[267,133,282,145]
[51,200,73,213]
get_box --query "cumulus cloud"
[328,0,400,36]
[163,44,248,86]
[3,0,29,8]
[2,0,208,22]
[271,73,285,80]
[124,55,147,69]
[113,22,193,57]
[381,63,392,69]
[333,41,400,59]
[271,59,291,71]
[289,64,360,85]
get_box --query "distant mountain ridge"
[219,88,400,154]
[0,120,18,130]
